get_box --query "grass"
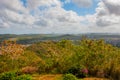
[83,78,109,80]
[32,74,109,80]
[32,74,62,80]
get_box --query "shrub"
[62,74,78,80]
[0,71,32,80]
[0,71,16,80]
[66,67,88,78]
[15,74,32,80]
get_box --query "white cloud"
[103,0,120,15]
[0,0,120,34]
[0,0,32,28]
[72,0,93,8]
[0,0,27,13]
[0,19,9,28]
[27,0,62,10]
[94,0,120,27]
[96,1,109,16]
[1,9,35,25]
[33,6,85,33]
[0,0,88,34]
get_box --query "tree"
[0,40,24,69]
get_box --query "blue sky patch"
[61,0,98,16]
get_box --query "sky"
[0,0,120,34]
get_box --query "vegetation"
[0,71,32,80]
[0,39,120,80]
[15,74,32,80]
[62,74,78,80]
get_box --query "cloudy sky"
[0,0,120,34]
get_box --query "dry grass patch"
[83,78,109,80]
[33,74,109,80]
[33,74,62,80]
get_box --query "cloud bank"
[0,0,120,34]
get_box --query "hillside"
[0,33,120,47]
[0,39,120,80]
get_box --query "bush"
[66,67,88,78]
[0,71,16,80]
[0,71,32,80]
[15,74,32,80]
[62,74,78,80]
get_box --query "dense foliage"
[0,39,120,80]
[0,71,32,80]
[62,74,78,80]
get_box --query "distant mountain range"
[0,33,120,47]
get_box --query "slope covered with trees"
[0,39,120,80]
